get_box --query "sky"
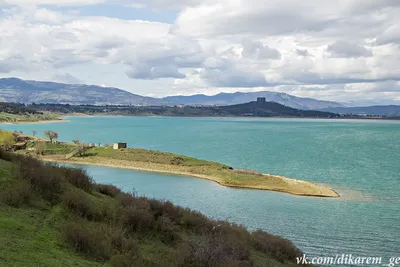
[0,0,400,104]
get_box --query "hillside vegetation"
[0,102,60,123]
[26,101,338,118]
[0,150,309,267]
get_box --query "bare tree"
[44,131,58,143]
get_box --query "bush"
[62,167,93,192]
[61,220,112,261]
[121,204,155,233]
[62,189,102,221]
[251,230,302,263]
[17,159,64,203]
[179,234,251,267]
[97,184,122,198]
[0,148,13,161]
[156,214,179,244]
[115,192,136,207]
[180,209,211,232]
[0,180,32,207]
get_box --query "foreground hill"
[0,78,161,106]
[0,150,309,267]
[319,105,400,117]
[162,91,344,110]
[28,101,338,118]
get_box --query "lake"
[2,116,399,266]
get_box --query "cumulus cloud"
[127,64,185,80]
[241,41,281,60]
[327,41,373,58]
[1,0,400,103]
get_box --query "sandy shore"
[0,119,69,125]
[41,156,340,198]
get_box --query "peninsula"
[5,134,339,198]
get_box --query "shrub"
[179,234,251,267]
[180,209,210,232]
[62,167,93,192]
[0,180,32,207]
[61,220,112,261]
[17,159,64,203]
[156,214,179,244]
[251,230,302,263]
[121,205,155,233]
[109,228,138,253]
[0,148,13,161]
[62,189,101,221]
[162,201,184,222]
[97,184,122,197]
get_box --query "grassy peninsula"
[0,150,310,267]
[26,142,338,198]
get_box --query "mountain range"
[2,78,399,116]
[163,91,344,110]
[0,77,344,110]
[0,78,161,106]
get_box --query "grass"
[42,146,338,198]
[44,143,77,155]
[0,130,15,147]
[0,152,309,267]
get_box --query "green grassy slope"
[0,160,105,267]
[0,152,309,267]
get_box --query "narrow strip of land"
[38,146,339,198]
[0,129,339,198]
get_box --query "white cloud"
[1,1,400,103]
[326,41,372,58]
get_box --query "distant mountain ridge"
[1,77,342,110]
[162,91,344,110]
[0,78,161,105]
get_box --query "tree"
[32,130,37,137]
[44,131,58,143]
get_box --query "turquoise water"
[2,117,399,265]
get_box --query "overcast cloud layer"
[0,0,400,104]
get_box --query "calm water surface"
[2,117,399,266]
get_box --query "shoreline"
[41,156,340,198]
[0,119,69,125]
[63,113,400,121]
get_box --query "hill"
[0,150,309,267]
[28,101,338,118]
[162,91,344,110]
[319,105,400,117]
[0,78,161,106]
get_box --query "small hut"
[113,142,127,150]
